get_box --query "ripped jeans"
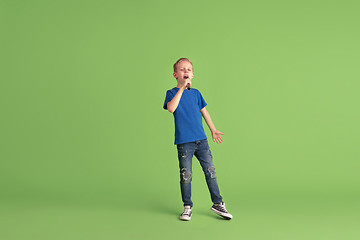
[177,139,223,207]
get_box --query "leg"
[177,142,196,207]
[194,139,223,204]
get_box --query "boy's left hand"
[212,130,224,144]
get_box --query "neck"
[176,81,182,88]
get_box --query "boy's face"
[173,61,194,82]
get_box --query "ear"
[173,72,177,79]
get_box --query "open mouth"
[184,76,189,79]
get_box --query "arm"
[167,78,192,113]
[167,88,185,113]
[200,107,224,144]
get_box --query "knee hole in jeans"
[180,168,192,183]
[207,166,216,179]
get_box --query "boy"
[163,58,233,221]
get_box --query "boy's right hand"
[179,78,192,90]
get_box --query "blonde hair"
[173,58,193,72]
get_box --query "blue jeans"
[177,139,223,207]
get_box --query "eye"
[188,69,192,72]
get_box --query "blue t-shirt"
[163,87,207,145]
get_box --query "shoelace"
[216,204,227,212]
[183,208,191,215]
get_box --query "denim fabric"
[177,139,223,207]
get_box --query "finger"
[213,138,215,142]
[219,132,224,135]
[219,137,223,142]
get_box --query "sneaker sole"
[210,207,233,220]
[180,216,191,221]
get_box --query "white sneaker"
[180,206,192,221]
[211,202,233,219]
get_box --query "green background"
[1,0,360,239]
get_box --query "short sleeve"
[197,90,207,110]
[163,90,174,110]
